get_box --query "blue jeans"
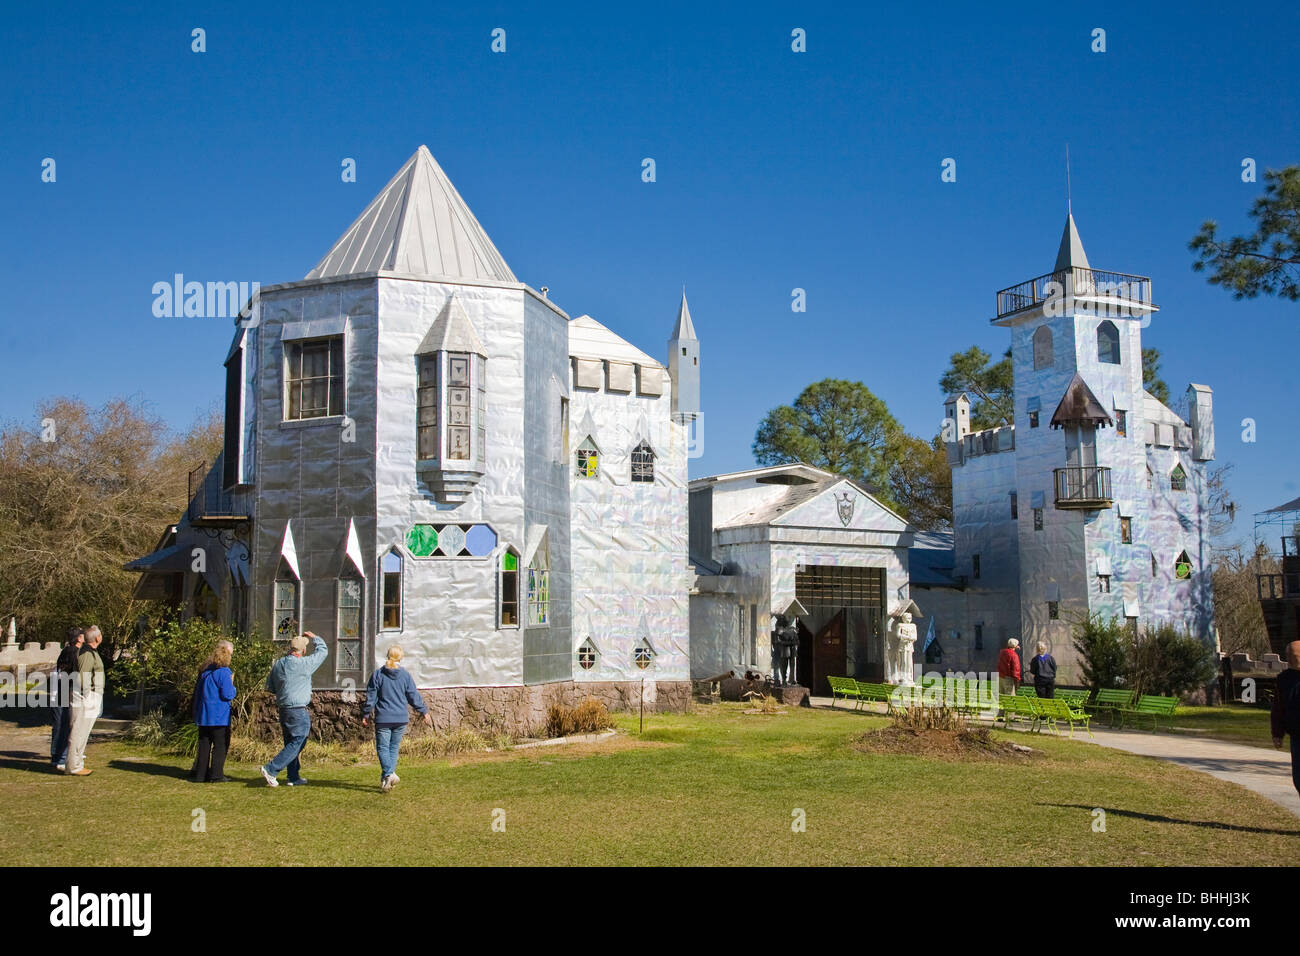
[266,707,311,780]
[375,723,407,779]
[50,706,72,766]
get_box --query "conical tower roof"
[307,146,516,283]
[1053,213,1091,274]
[670,290,697,341]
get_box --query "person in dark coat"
[1029,641,1057,699]
[50,627,83,770]
[362,645,430,792]
[190,641,236,782]
[1271,641,1300,797]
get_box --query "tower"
[667,291,700,423]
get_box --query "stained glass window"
[500,550,519,627]
[336,574,363,672]
[1170,463,1187,492]
[447,352,471,461]
[1174,550,1192,580]
[527,547,549,626]
[405,524,438,557]
[576,437,599,478]
[274,578,299,643]
[634,639,655,670]
[578,639,597,671]
[631,441,655,483]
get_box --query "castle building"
[916,214,1216,683]
[127,146,696,729]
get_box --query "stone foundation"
[245,679,691,742]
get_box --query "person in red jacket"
[1271,641,1300,798]
[997,638,1021,697]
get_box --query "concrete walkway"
[810,695,1300,818]
[1084,726,1300,818]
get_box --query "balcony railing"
[1257,573,1300,600]
[995,267,1153,319]
[1053,466,1113,509]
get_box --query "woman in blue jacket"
[190,641,236,782]
[362,645,431,791]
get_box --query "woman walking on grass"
[191,641,236,783]
[362,645,431,792]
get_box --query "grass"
[2,703,1297,866]
[1168,704,1278,748]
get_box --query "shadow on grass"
[1040,803,1300,836]
[0,750,61,773]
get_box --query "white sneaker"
[389,773,399,785]
[260,765,279,787]
[56,764,66,771]
[380,775,393,792]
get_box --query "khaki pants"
[999,676,1018,697]
[66,691,101,773]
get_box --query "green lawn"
[1170,705,1278,748]
[3,704,1296,866]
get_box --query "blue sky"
[3,1,1296,544]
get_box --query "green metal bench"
[828,676,863,709]
[1033,696,1094,737]
[853,681,899,708]
[1087,688,1134,725]
[1018,686,1037,697]
[1057,688,1090,707]
[999,693,1038,730]
[1118,694,1179,730]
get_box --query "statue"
[771,613,800,686]
[890,612,917,684]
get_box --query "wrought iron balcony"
[995,267,1154,319]
[1053,466,1112,509]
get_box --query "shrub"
[889,704,967,733]
[1128,623,1217,698]
[1071,614,1130,692]
[544,699,613,738]
[118,618,275,722]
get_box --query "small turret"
[668,291,700,422]
[1187,384,1214,461]
[943,393,971,465]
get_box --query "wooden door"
[812,611,846,696]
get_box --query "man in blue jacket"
[260,632,327,787]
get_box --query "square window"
[285,337,344,420]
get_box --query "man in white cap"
[260,630,327,787]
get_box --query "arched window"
[1170,463,1187,491]
[1032,325,1054,370]
[1174,550,1192,580]
[1097,320,1120,365]
[192,577,219,622]
[577,638,598,671]
[631,441,655,483]
[336,570,364,671]
[499,549,520,627]
[274,561,300,644]
[380,550,402,630]
[527,544,549,626]
[576,437,599,479]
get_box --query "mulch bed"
[853,726,1035,762]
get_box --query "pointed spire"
[1053,212,1091,274]
[417,294,486,356]
[671,290,697,341]
[307,145,516,283]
